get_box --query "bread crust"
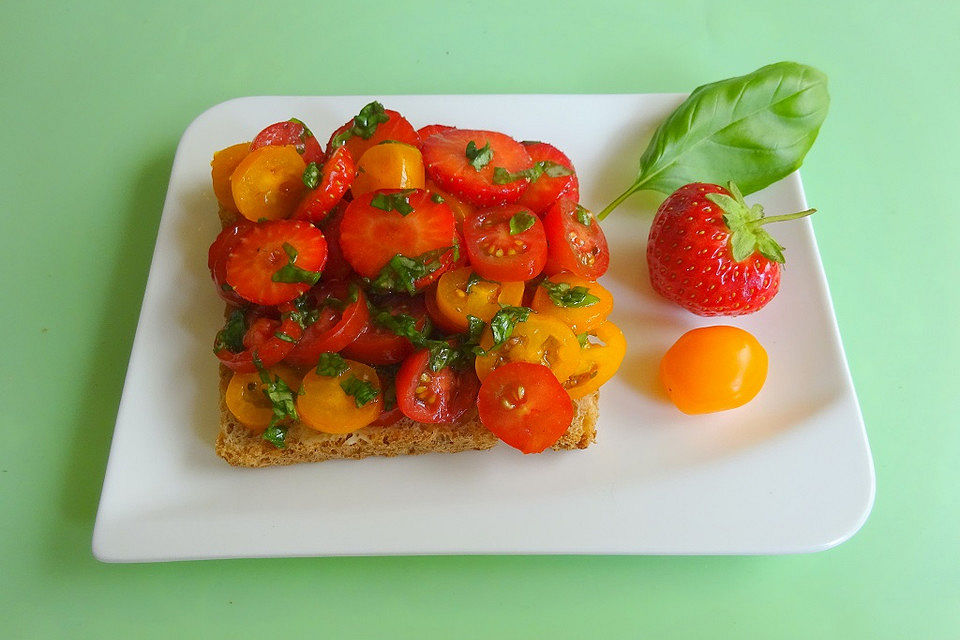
[216,365,598,467]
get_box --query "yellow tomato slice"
[530,272,614,333]
[563,321,626,399]
[351,142,426,196]
[435,267,525,332]
[211,143,251,212]
[474,312,580,383]
[230,145,306,221]
[225,365,302,433]
[297,359,383,434]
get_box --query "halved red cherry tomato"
[282,281,369,368]
[369,366,403,426]
[516,141,580,215]
[396,350,480,424]
[316,203,356,282]
[341,295,430,365]
[225,220,328,305]
[417,124,454,143]
[251,119,326,165]
[463,204,547,281]
[543,198,610,279]
[327,103,421,163]
[477,362,574,454]
[298,358,383,434]
[215,303,303,373]
[339,189,456,279]
[293,146,355,223]
[422,129,533,207]
[208,219,252,305]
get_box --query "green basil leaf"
[272,242,322,285]
[213,308,247,354]
[274,331,297,343]
[430,192,445,203]
[539,280,600,308]
[509,211,536,235]
[466,315,485,343]
[302,162,321,189]
[316,352,349,377]
[370,189,415,215]
[574,204,593,227]
[340,375,379,408]
[598,62,829,219]
[465,140,493,171]
[493,161,572,185]
[288,117,313,139]
[330,101,390,147]
[262,425,289,449]
[489,306,531,348]
[368,247,451,294]
[576,332,590,348]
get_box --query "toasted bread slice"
[215,365,598,467]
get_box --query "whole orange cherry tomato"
[659,326,768,414]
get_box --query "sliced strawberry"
[339,189,456,282]
[326,102,420,162]
[250,119,326,165]
[225,220,328,305]
[516,141,580,215]
[417,124,455,145]
[293,146,355,223]
[422,129,533,208]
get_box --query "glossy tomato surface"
[543,198,609,279]
[396,350,479,424]
[463,204,547,281]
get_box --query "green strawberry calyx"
[706,182,816,264]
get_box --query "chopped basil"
[272,243,322,285]
[576,332,590,348]
[213,308,247,354]
[288,117,313,139]
[340,375,379,408]
[262,425,289,449]
[464,271,494,293]
[371,308,427,343]
[574,204,593,227]
[466,315,485,343]
[316,352,349,377]
[285,294,320,329]
[465,140,493,171]
[221,283,234,292]
[492,160,572,185]
[302,162,321,189]
[430,192,445,203]
[508,211,536,235]
[540,280,600,308]
[330,101,390,147]
[368,247,451,294]
[274,331,297,343]
[370,189,415,215]
[489,306,531,348]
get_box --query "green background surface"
[2,1,957,637]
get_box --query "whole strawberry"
[646,182,814,316]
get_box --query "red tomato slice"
[339,189,456,280]
[250,119,326,165]
[516,141,580,215]
[341,295,429,365]
[369,367,403,426]
[327,104,421,163]
[208,219,252,306]
[421,128,533,207]
[225,220,328,305]
[476,362,574,453]
[316,203,356,282]
[215,303,303,373]
[463,204,547,281]
[282,281,369,368]
[543,198,610,279]
[293,146,355,223]
[396,350,480,424]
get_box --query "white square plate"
[93,95,874,561]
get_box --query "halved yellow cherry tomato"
[474,312,580,383]
[225,365,302,433]
[211,143,250,212]
[563,321,626,399]
[435,267,525,332]
[351,142,426,196]
[230,145,306,221]
[297,359,383,433]
[659,325,768,414]
[530,272,614,333]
